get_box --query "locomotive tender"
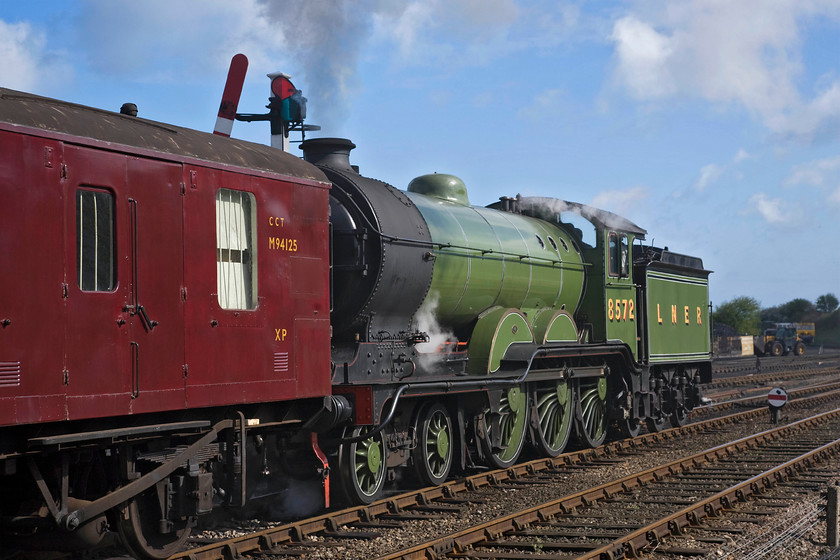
[0,87,711,559]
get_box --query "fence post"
[827,482,840,547]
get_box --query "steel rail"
[374,407,840,560]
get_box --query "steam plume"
[518,196,646,235]
[413,292,457,358]
[257,0,378,130]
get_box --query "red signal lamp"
[268,72,306,123]
[270,74,297,100]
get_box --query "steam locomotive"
[0,86,711,559]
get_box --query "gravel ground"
[725,496,832,559]
[649,485,835,559]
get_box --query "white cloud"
[75,0,377,127]
[430,89,454,106]
[769,80,840,142]
[0,20,40,90]
[372,0,514,64]
[749,192,789,223]
[0,19,71,92]
[830,186,840,206]
[370,0,583,68]
[694,163,723,191]
[77,0,286,81]
[609,16,675,98]
[732,149,751,163]
[589,185,650,216]
[374,2,434,60]
[517,88,568,120]
[784,155,840,186]
[472,90,495,107]
[449,0,520,29]
[608,1,840,142]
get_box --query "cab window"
[608,232,629,278]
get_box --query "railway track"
[695,380,840,418]
[167,388,840,560]
[711,350,839,377]
[643,466,834,559]
[377,408,840,559]
[705,365,840,391]
[701,358,840,409]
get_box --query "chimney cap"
[300,138,357,173]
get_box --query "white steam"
[516,196,572,221]
[518,196,646,235]
[412,292,457,355]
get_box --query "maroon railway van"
[0,89,332,427]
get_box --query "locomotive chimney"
[300,138,358,174]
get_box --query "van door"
[64,146,186,419]
[64,145,132,418]
[123,156,186,413]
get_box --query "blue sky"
[3,0,839,309]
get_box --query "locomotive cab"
[576,225,644,358]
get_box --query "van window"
[76,188,116,291]
[216,189,257,309]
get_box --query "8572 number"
[608,298,635,322]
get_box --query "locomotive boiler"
[306,138,584,351]
[0,83,712,560]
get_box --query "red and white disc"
[767,387,788,408]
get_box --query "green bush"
[815,309,840,348]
